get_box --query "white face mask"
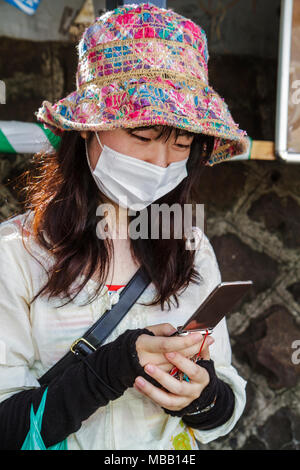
[85,131,189,211]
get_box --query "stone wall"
[198,159,300,450]
[0,1,299,450]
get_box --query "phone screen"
[172,280,253,335]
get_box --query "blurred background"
[0,0,299,450]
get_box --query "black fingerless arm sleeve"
[182,380,235,430]
[0,328,154,450]
[162,359,235,430]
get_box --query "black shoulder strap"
[83,266,151,347]
[38,266,151,385]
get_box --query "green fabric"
[0,128,15,153]
[248,136,253,160]
[21,388,68,450]
[36,124,62,151]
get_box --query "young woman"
[0,3,248,450]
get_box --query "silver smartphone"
[170,280,253,336]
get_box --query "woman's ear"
[80,131,88,139]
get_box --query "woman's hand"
[136,323,208,373]
[134,331,214,412]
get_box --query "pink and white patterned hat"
[35,2,248,166]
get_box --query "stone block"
[211,232,279,299]
[247,191,300,248]
[233,304,300,389]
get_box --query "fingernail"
[145,364,155,373]
[136,377,145,387]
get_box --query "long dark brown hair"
[20,125,215,310]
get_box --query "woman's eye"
[133,135,190,148]
[133,135,150,142]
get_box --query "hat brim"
[35,75,248,166]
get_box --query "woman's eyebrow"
[132,126,195,137]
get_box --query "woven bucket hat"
[35,2,248,166]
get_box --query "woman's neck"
[98,195,129,239]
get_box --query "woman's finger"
[133,376,189,410]
[136,331,204,355]
[138,351,175,368]
[143,363,200,399]
[158,363,175,373]
[179,335,214,360]
[165,352,210,388]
